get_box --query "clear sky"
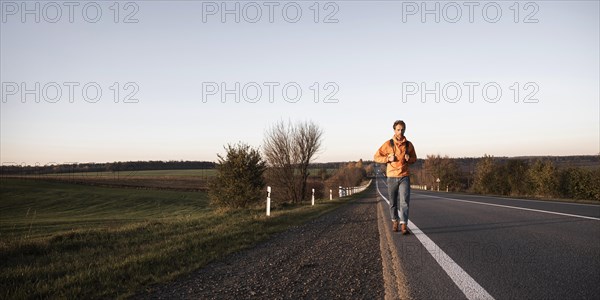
[1,0,599,165]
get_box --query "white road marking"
[449,193,600,207]
[415,193,600,221]
[376,177,495,300]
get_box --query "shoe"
[401,223,410,235]
[392,220,399,232]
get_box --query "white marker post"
[266,186,271,216]
[329,189,332,200]
[311,188,315,206]
[339,186,342,197]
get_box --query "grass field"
[0,178,360,299]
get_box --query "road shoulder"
[376,195,412,300]
[134,191,385,299]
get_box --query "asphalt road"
[375,175,600,299]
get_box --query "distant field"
[2,170,218,191]
[0,178,356,299]
[34,169,217,177]
[1,169,339,192]
[5,168,338,178]
[0,169,336,192]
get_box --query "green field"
[0,178,358,299]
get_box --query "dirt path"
[134,191,386,299]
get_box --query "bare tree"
[263,121,299,203]
[263,120,323,203]
[294,121,323,202]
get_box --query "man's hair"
[393,120,406,130]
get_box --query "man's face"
[394,124,405,138]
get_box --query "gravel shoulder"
[133,188,385,299]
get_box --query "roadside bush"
[505,159,530,196]
[558,168,600,201]
[472,156,599,201]
[208,143,266,209]
[472,155,501,194]
[306,177,325,200]
[527,159,558,197]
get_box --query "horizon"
[2,153,599,168]
[2,1,599,165]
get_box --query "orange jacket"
[374,136,417,177]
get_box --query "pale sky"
[1,0,599,165]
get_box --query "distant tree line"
[308,162,352,170]
[0,160,215,175]
[324,160,368,193]
[408,155,599,201]
[0,159,353,176]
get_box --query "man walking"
[374,120,417,234]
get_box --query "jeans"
[387,176,410,224]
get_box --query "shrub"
[527,159,558,197]
[208,143,266,209]
[558,168,600,201]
